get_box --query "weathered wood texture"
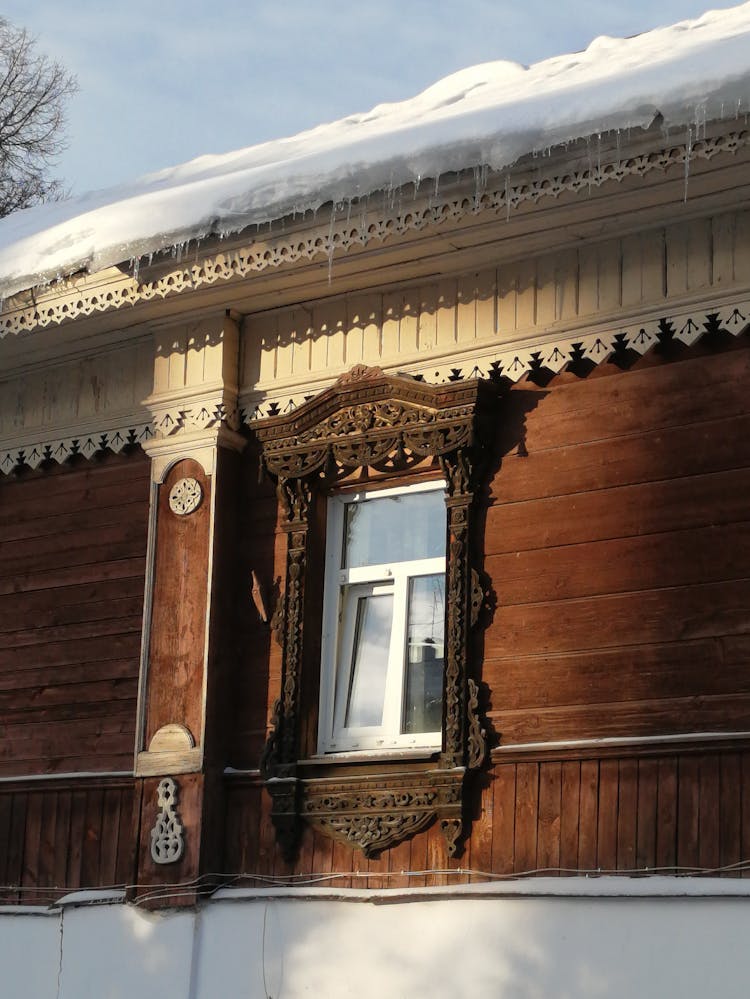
[226,454,280,769]
[145,458,210,748]
[484,342,750,745]
[0,451,150,776]
[223,744,750,882]
[0,777,136,904]
[0,338,153,444]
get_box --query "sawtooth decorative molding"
[243,297,750,421]
[4,298,748,476]
[0,397,248,476]
[0,421,154,475]
[0,129,746,338]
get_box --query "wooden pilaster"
[131,312,244,905]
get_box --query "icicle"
[684,124,693,203]
[505,174,511,222]
[472,164,488,212]
[133,256,140,283]
[327,202,337,285]
[434,174,441,199]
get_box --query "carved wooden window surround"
[254,364,492,859]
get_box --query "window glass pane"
[337,592,394,729]
[403,574,445,734]
[343,489,445,568]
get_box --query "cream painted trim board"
[135,747,203,777]
[3,294,748,474]
[242,293,750,420]
[0,420,154,475]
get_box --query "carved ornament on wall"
[150,777,185,865]
[168,476,203,515]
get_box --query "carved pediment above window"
[255,365,484,482]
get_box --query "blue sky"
[8,1,720,195]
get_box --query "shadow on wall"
[192,893,750,999]
[7,892,750,999]
[241,273,501,394]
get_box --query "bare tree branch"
[0,18,77,218]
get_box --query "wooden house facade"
[2,101,750,995]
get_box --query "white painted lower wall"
[3,879,749,999]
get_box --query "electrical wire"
[5,858,750,908]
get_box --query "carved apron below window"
[254,364,495,859]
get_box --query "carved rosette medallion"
[168,476,203,516]
[255,365,494,859]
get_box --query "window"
[254,365,489,858]
[318,480,446,754]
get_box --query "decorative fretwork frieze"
[0,402,240,477]
[6,300,748,478]
[2,129,747,338]
[244,299,750,421]
[257,365,494,859]
[0,421,154,476]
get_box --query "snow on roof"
[1,3,750,301]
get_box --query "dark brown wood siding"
[0,450,150,777]
[483,343,750,746]
[0,777,137,904]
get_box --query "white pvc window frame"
[318,479,446,755]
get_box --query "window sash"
[319,481,446,754]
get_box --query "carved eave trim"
[0,419,155,475]
[255,366,484,480]
[0,385,247,477]
[1,127,747,338]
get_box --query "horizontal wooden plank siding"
[0,778,136,904]
[483,343,750,746]
[0,451,150,776]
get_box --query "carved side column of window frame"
[255,365,493,859]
